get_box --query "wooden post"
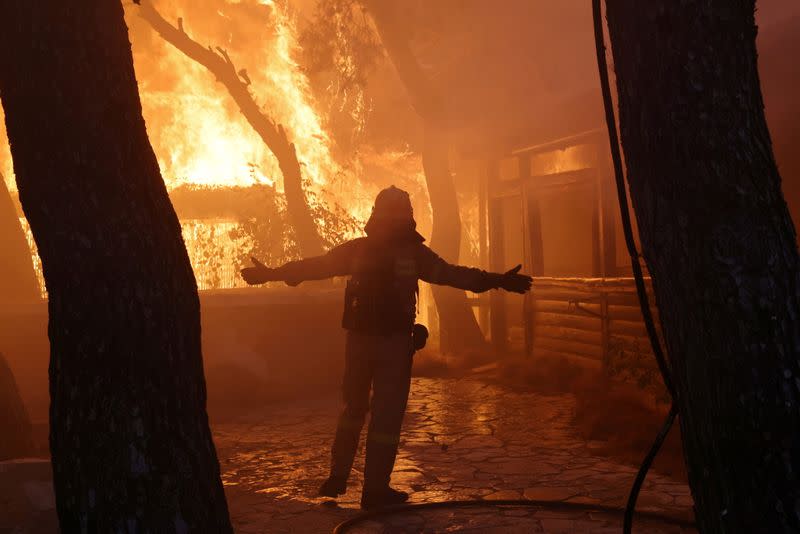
[596,143,617,372]
[527,201,545,277]
[519,154,534,358]
[478,160,490,332]
[600,292,611,373]
[487,159,507,354]
[525,170,546,360]
[601,148,618,277]
[591,170,603,278]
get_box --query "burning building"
[0,0,798,415]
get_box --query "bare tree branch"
[139,0,325,257]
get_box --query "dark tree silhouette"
[0,1,232,531]
[139,0,325,258]
[364,0,488,353]
[605,1,800,531]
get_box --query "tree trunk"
[365,0,488,352]
[0,172,39,301]
[139,1,325,257]
[0,2,232,531]
[423,126,487,352]
[605,1,800,531]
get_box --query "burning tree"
[139,0,326,258]
[0,0,231,530]
[604,0,800,530]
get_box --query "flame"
[258,0,336,189]
[529,143,595,176]
[2,0,429,224]
[141,86,276,189]
[0,0,434,292]
[129,0,344,202]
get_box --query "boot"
[321,414,364,497]
[318,475,347,497]
[360,486,409,509]
[361,438,408,509]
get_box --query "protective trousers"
[329,330,413,492]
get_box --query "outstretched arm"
[241,241,356,286]
[419,247,532,294]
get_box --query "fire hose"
[333,1,686,532]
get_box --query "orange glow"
[124,0,431,230]
[0,106,14,192]
[130,0,348,204]
[529,143,596,176]
[0,0,433,291]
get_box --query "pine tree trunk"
[423,125,488,352]
[0,2,232,531]
[605,1,800,531]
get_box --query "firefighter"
[241,186,532,509]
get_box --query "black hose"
[591,2,681,534]
[332,498,695,534]
[623,404,678,533]
[590,0,675,400]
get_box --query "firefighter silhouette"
[242,186,532,509]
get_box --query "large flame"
[130,0,340,194]
[259,0,336,189]
[0,0,432,293]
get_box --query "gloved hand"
[500,264,532,294]
[240,256,276,285]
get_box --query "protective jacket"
[269,231,503,334]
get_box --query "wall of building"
[0,287,347,423]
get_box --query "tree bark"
[422,126,488,352]
[605,1,800,531]
[365,0,488,353]
[0,171,40,301]
[139,1,325,257]
[0,1,232,531]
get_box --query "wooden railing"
[529,277,661,371]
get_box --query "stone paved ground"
[216,377,696,533]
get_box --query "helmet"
[364,186,423,240]
[372,186,413,221]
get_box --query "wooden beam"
[600,149,618,276]
[487,159,507,354]
[511,128,605,157]
[478,161,490,331]
[591,170,602,277]
[479,163,488,269]
[519,154,534,358]
[489,168,598,200]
